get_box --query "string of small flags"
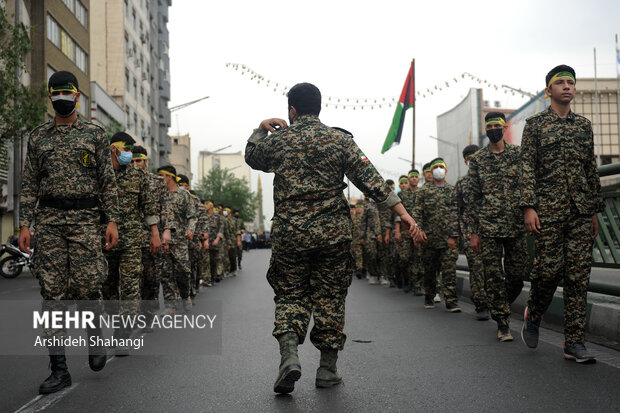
[225,63,534,110]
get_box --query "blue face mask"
[118,151,133,166]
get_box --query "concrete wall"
[197,151,251,189]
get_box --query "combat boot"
[87,327,107,371]
[273,333,301,394]
[39,348,72,394]
[315,350,342,388]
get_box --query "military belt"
[39,197,98,210]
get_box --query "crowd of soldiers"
[349,65,602,364]
[18,71,249,394]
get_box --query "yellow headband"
[132,153,147,160]
[485,117,506,127]
[399,178,408,184]
[205,201,213,206]
[50,85,78,94]
[545,72,575,98]
[431,162,447,170]
[159,170,176,178]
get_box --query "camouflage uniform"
[220,213,232,274]
[412,183,459,306]
[205,211,225,281]
[467,143,526,326]
[394,187,419,289]
[520,108,603,343]
[161,187,196,307]
[102,165,157,314]
[189,195,208,296]
[377,202,395,284]
[449,174,487,312]
[234,215,245,268]
[141,173,173,318]
[245,115,400,350]
[227,215,239,273]
[350,213,363,271]
[360,201,382,277]
[20,117,119,336]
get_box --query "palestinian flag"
[382,61,415,154]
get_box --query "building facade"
[169,134,191,180]
[197,151,251,189]
[89,0,171,166]
[30,0,91,120]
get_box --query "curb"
[456,271,620,350]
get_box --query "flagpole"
[411,59,416,170]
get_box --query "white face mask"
[432,167,446,181]
[223,211,229,217]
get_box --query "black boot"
[87,328,107,371]
[39,348,72,394]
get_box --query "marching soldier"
[394,170,422,294]
[245,82,418,393]
[360,198,383,284]
[19,71,119,394]
[520,65,603,362]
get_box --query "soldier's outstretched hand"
[259,118,288,133]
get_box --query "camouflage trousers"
[200,248,211,282]
[36,224,105,337]
[351,241,364,271]
[236,244,243,267]
[161,242,191,307]
[463,240,487,312]
[412,243,424,289]
[209,246,224,279]
[267,241,353,351]
[189,245,202,297]
[221,244,231,274]
[141,247,163,317]
[103,246,142,314]
[228,245,238,273]
[481,236,526,325]
[422,246,458,305]
[527,214,593,343]
[377,240,393,281]
[396,237,415,287]
[362,237,379,276]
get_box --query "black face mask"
[487,128,503,143]
[51,96,77,117]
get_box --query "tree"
[196,167,258,222]
[0,8,47,146]
[104,119,124,140]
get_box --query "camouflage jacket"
[412,183,454,249]
[167,186,197,245]
[111,165,158,250]
[19,117,119,227]
[448,175,472,239]
[142,173,173,249]
[205,212,224,248]
[190,194,208,249]
[223,216,233,246]
[520,108,603,217]
[467,143,524,238]
[377,202,393,233]
[245,115,399,251]
[394,187,417,238]
[234,216,245,236]
[359,202,382,239]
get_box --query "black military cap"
[48,70,79,92]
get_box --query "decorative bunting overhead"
[225,63,535,110]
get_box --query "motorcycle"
[0,235,35,279]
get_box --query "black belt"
[39,198,98,210]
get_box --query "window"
[47,66,56,81]
[75,46,87,74]
[75,1,88,28]
[125,70,130,91]
[133,113,138,133]
[60,31,75,60]
[78,93,88,118]
[62,0,75,13]
[46,15,60,47]
[133,78,137,100]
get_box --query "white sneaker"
[368,276,378,285]
[433,293,441,303]
[380,277,390,286]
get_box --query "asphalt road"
[1,249,619,413]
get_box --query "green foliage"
[197,167,257,222]
[104,119,124,140]
[0,9,47,145]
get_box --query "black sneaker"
[445,302,461,313]
[424,297,435,309]
[564,342,596,363]
[521,306,540,349]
